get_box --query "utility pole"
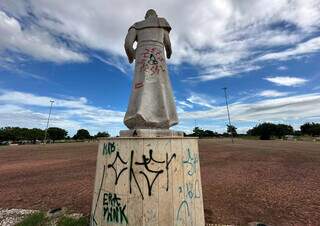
[223,87,234,143]
[44,100,54,144]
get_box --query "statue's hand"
[128,49,136,63]
[167,52,171,59]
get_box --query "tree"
[188,127,219,138]
[47,127,67,142]
[247,123,275,140]
[301,122,320,136]
[247,123,293,140]
[0,127,45,142]
[227,125,237,137]
[0,127,68,143]
[203,130,219,137]
[0,127,16,141]
[73,129,91,140]
[192,127,203,137]
[94,131,110,138]
[28,128,45,143]
[275,124,294,138]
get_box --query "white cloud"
[177,100,193,109]
[180,93,320,123]
[313,85,320,90]
[258,90,290,97]
[92,54,129,75]
[186,93,216,109]
[277,66,288,70]
[1,0,320,80]
[189,64,261,81]
[0,90,125,135]
[264,76,308,86]
[0,11,87,63]
[258,36,320,61]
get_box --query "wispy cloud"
[258,36,320,61]
[0,90,125,135]
[177,100,193,109]
[188,64,261,82]
[264,76,308,86]
[277,66,288,70]
[180,93,320,123]
[93,54,129,75]
[0,57,48,81]
[313,85,320,90]
[258,90,290,97]
[186,93,216,109]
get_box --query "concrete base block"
[119,129,184,137]
[91,137,205,226]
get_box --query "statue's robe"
[124,17,178,129]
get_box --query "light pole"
[44,100,54,144]
[223,87,234,143]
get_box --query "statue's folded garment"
[124,10,178,129]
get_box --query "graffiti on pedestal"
[107,146,176,199]
[102,142,116,155]
[176,148,201,226]
[182,148,198,176]
[103,192,128,224]
[94,142,202,225]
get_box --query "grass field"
[0,139,319,225]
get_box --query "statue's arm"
[164,30,172,59]
[124,28,137,63]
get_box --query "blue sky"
[0,0,320,136]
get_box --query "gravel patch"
[0,208,37,226]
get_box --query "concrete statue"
[90,10,205,226]
[123,9,179,131]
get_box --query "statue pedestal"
[90,137,205,226]
[119,129,184,137]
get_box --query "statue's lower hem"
[119,129,184,137]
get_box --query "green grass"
[16,212,46,226]
[57,216,89,226]
[16,212,89,226]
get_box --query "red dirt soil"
[0,139,319,225]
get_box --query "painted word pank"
[103,192,128,224]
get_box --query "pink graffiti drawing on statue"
[137,48,166,77]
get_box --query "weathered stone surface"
[119,129,184,137]
[124,9,178,130]
[90,137,205,226]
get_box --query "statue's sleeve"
[164,30,172,59]
[124,27,137,63]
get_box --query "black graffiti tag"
[107,151,127,185]
[107,149,176,199]
[135,149,164,196]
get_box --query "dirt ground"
[0,139,319,225]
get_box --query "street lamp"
[44,100,54,144]
[223,87,234,143]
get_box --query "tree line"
[0,127,110,143]
[247,122,320,140]
[1,122,319,142]
[187,122,320,140]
